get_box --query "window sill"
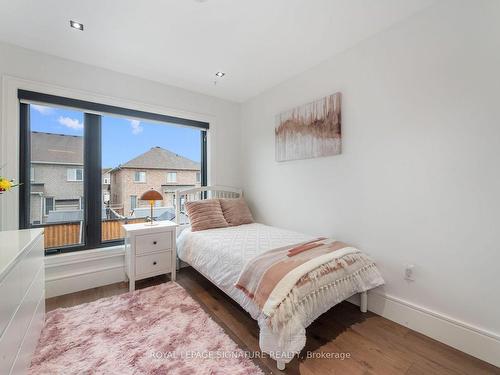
[44,245,125,268]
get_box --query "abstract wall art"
[275,92,341,162]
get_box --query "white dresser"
[123,221,178,292]
[0,229,45,375]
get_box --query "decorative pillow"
[219,198,254,226]
[185,199,228,232]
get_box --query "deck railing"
[42,218,145,249]
[43,222,82,248]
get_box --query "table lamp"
[140,189,163,226]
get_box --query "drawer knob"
[153,241,157,245]
[153,261,157,265]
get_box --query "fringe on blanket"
[264,253,384,345]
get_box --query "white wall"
[0,41,241,230]
[241,0,500,364]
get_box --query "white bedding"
[176,223,384,363]
[177,223,313,318]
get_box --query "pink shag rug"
[30,282,263,375]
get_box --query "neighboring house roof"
[31,131,83,164]
[113,146,200,172]
[31,133,199,171]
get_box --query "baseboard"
[44,246,126,298]
[349,291,500,367]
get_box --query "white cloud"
[58,116,83,130]
[31,104,54,115]
[129,119,143,135]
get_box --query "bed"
[175,186,384,370]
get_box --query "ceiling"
[0,0,436,102]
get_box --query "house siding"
[30,194,42,224]
[110,168,199,214]
[30,163,84,223]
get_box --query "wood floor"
[46,267,499,375]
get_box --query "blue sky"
[30,104,201,168]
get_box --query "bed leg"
[277,360,285,371]
[360,291,368,313]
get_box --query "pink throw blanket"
[235,238,352,311]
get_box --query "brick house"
[109,146,200,216]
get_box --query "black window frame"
[19,89,208,255]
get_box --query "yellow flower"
[0,178,13,191]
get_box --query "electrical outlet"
[405,264,415,281]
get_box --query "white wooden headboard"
[175,185,243,230]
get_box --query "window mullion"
[84,113,102,248]
[201,130,207,187]
[19,103,31,229]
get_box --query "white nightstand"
[122,220,178,292]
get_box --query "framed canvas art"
[275,92,341,162]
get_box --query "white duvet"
[177,223,313,318]
[177,223,384,363]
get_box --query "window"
[134,171,146,183]
[44,197,54,216]
[130,195,137,210]
[67,168,83,181]
[19,89,208,254]
[167,172,177,183]
[20,103,85,252]
[55,199,80,211]
[196,171,201,183]
[101,114,203,242]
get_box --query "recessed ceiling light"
[70,20,84,31]
[215,71,226,78]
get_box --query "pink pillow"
[219,198,254,226]
[185,199,228,232]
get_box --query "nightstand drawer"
[136,251,172,277]
[122,221,178,291]
[135,232,173,255]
